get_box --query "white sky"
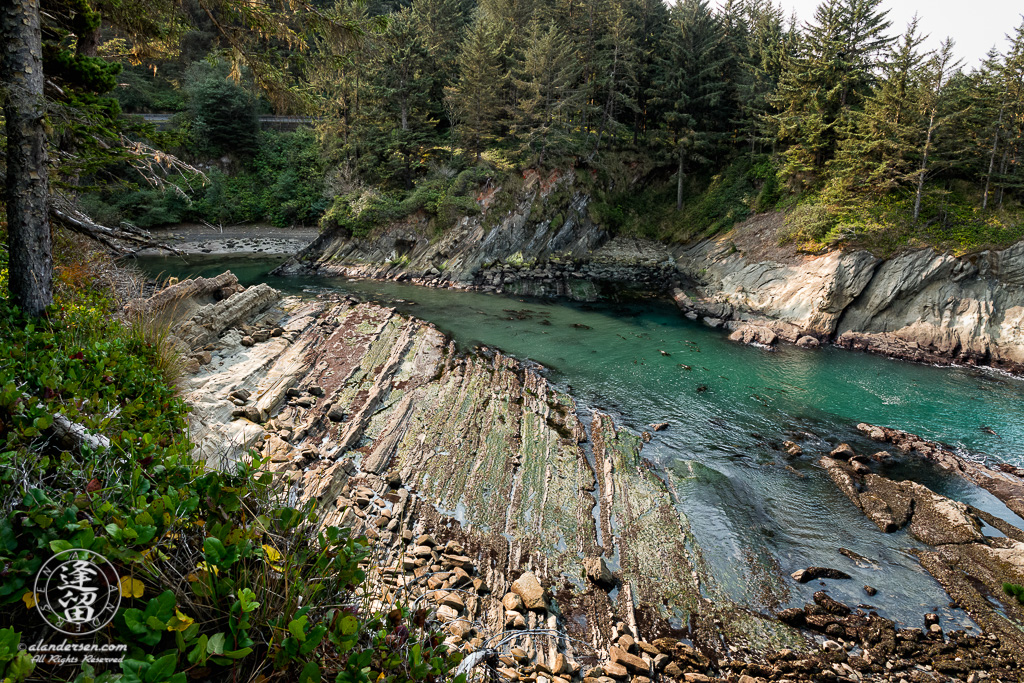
[777,0,1023,68]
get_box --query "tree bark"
[676,152,685,211]
[914,111,935,221]
[2,0,52,316]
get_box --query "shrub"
[0,245,465,683]
[779,203,835,246]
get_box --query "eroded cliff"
[284,174,1024,373]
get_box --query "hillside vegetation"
[32,0,1020,258]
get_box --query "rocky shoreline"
[274,169,1024,376]
[139,223,319,257]
[124,271,1024,683]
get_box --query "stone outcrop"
[820,452,1024,658]
[144,272,1024,683]
[285,178,1024,373]
[155,274,803,663]
[673,215,1024,372]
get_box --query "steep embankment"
[674,215,1024,374]
[283,170,1024,374]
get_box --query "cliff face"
[287,169,609,287]
[286,175,1024,373]
[675,216,1024,373]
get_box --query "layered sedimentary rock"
[286,169,1024,372]
[820,437,1024,659]
[133,274,1024,681]
[673,216,1024,372]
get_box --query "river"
[138,254,1024,632]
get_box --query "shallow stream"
[139,254,1024,632]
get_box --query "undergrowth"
[779,184,1024,257]
[0,237,465,683]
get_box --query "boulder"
[728,324,778,346]
[796,335,820,348]
[602,662,629,679]
[511,571,547,610]
[502,592,524,611]
[813,591,851,616]
[504,610,527,629]
[791,567,852,583]
[608,646,647,674]
[829,443,856,459]
[438,592,465,611]
[584,556,616,587]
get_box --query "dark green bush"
[0,248,465,683]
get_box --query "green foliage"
[320,165,491,238]
[777,190,1024,256]
[1005,582,1024,605]
[589,158,761,241]
[183,60,261,158]
[0,627,34,682]
[0,246,468,683]
[115,66,187,114]
[778,203,835,247]
[193,129,329,227]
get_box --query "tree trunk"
[2,0,53,316]
[914,112,935,221]
[982,106,1003,210]
[676,153,685,211]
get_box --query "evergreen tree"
[770,0,893,186]
[656,0,731,209]
[625,0,671,144]
[734,0,789,156]
[830,17,929,195]
[912,39,962,219]
[591,0,640,154]
[993,21,1024,208]
[410,0,475,126]
[363,9,436,187]
[445,12,507,160]
[512,21,585,164]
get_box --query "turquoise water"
[138,255,1024,628]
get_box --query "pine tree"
[591,0,640,155]
[445,13,507,161]
[512,21,585,164]
[625,0,671,144]
[410,0,475,124]
[770,0,893,186]
[913,39,962,219]
[830,17,928,195]
[734,0,789,156]
[656,0,731,210]
[363,9,436,187]
[993,21,1024,208]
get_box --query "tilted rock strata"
[145,275,1024,681]
[854,422,1024,520]
[286,178,1024,373]
[820,454,1024,659]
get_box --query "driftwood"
[0,168,186,257]
[51,411,111,451]
[50,198,185,257]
